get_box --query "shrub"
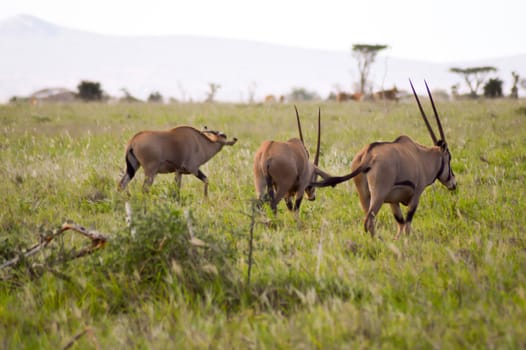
[103,201,238,299]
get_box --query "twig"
[62,327,100,350]
[246,200,257,288]
[125,201,136,237]
[60,223,108,243]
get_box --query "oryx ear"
[436,139,447,151]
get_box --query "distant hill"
[1,14,525,102]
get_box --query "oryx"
[314,80,456,238]
[118,125,237,196]
[253,106,332,213]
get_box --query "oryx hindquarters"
[253,106,330,214]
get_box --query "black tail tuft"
[126,148,139,179]
[312,176,346,188]
[312,167,363,188]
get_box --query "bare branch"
[1,222,108,270]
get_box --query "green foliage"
[105,201,237,297]
[147,91,164,103]
[352,43,389,53]
[287,87,320,101]
[0,101,525,348]
[76,80,103,101]
[483,78,503,97]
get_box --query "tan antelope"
[253,107,332,213]
[118,126,237,196]
[373,86,399,101]
[336,92,364,103]
[313,80,456,238]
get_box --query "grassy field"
[0,99,525,349]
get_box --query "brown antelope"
[253,106,332,213]
[336,92,364,103]
[264,95,277,103]
[314,80,456,238]
[373,86,399,101]
[118,126,237,196]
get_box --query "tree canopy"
[449,66,497,97]
[77,81,103,101]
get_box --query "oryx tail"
[313,166,364,188]
[118,148,140,190]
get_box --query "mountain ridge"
[1,14,525,102]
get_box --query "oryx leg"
[353,174,371,213]
[271,184,293,214]
[402,200,420,237]
[253,173,268,209]
[354,173,378,236]
[119,173,132,191]
[390,203,405,239]
[141,162,161,192]
[265,175,275,207]
[364,178,390,237]
[364,198,383,238]
[142,173,156,192]
[271,188,286,214]
[174,172,183,191]
[194,169,209,197]
[171,172,182,198]
[284,196,293,211]
[293,194,304,212]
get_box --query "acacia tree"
[352,44,388,94]
[449,66,497,97]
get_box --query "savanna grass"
[0,99,525,348]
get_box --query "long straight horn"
[314,107,321,166]
[294,105,304,144]
[424,80,446,143]
[409,79,438,145]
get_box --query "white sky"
[1,0,525,62]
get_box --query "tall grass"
[0,100,525,348]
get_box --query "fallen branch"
[62,327,100,350]
[1,222,108,269]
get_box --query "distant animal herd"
[119,81,456,238]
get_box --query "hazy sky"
[1,0,525,62]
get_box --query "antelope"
[313,80,456,238]
[336,92,364,103]
[264,95,277,103]
[118,125,237,196]
[373,86,399,101]
[253,106,332,214]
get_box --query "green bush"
[102,201,238,301]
